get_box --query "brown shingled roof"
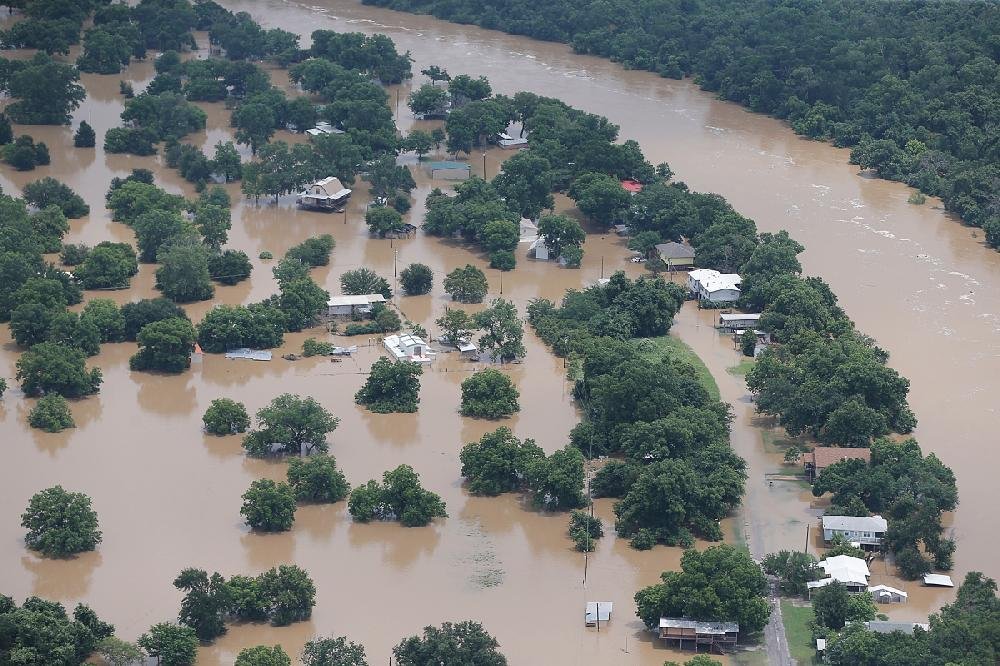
[809,446,871,471]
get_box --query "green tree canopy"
[444,264,488,304]
[393,621,506,666]
[129,317,196,373]
[241,479,297,532]
[348,465,446,527]
[460,427,543,496]
[287,454,350,504]
[203,398,251,435]
[21,485,101,557]
[460,369,520,418]
[243,394,340,457]
[355,358,422,413]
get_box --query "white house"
[327,294,386,317]
[529,237,554,261]
[868,584,908,604]
[519,217,538,242]
[687,269,741,303]
[807,555,871,596]
[297,176,352,211]
[383,334,436,363]
[822,514,887,549]
[305,121,344,137]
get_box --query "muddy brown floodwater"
[0,0,997,663]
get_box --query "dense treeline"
[527,273,745,546]
[365,0,1000,250]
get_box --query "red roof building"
[621,179,643,194]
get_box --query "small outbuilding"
[297,176,352,211]
[529,237,554,261]
[498,132,528,149]
[923,574,955,587]
[621,179,643,194]
[655,241,696,269]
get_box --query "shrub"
[3,135,49,170]
[203,398,250,435]
[286,235,335,266]
[28,394,75,432]
[259,250,273,259]
[208,249,253,285]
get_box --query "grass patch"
[637,335,720,401]
[781,600,816,664]
[728,358,756,375]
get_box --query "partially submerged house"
[807,555,871,596]
[305,121,345,137]
[687,269,741,303]
[519,218,538,242]
[383,334,436,363]
[584,602,612,626]
[718,312,762,331]
[801,446,871,481]
[868,584,908,604]
[497,132,528,149]
[655,241,696,269]
[428,161,471,180]
[658,618,739,652]
[327,294,386,317]
[297,176,352,211]
[529,237,554,261]
[821,515,887,550]
[865,621,929,635]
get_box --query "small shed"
[655,241,696,269]
[585,602,612,626]
[305,121,344,137]
[428,161,471,181]
[923,574,954,587]
[868,584,908,604]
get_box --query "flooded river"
[1,0,997,663]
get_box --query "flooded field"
[1,0,998,664]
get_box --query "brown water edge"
[0,30,727,666]
[223,0,1000,596]
[0,2,990,663]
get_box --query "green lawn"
[637,335,720,401]
[727,358,756,375]
[781,600,817,664]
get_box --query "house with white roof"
[327,294,386,317]
[687,269,741,303]
[807,555,871,596]
[297,176,352,211]
[383,334,436,364]
[822,514,887,549]
[868,584,908,604]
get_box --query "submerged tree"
[355,358,422,413]
[243,394,339,457]
[21,486,101,557]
